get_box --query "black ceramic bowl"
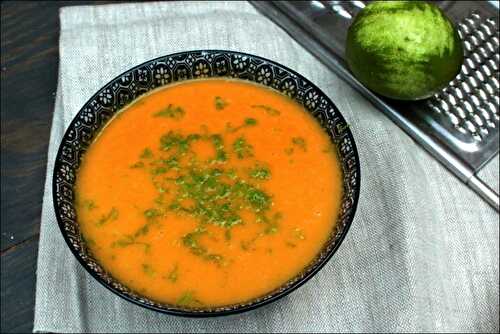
[53,50,360,317]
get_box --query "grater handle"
[468,175,500,212]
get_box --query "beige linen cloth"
[34,1,499,333]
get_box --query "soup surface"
[75,78,343,307]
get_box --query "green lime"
[345,1,464,100]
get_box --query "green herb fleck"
[249,165,271,180]
[181,228,224,264]
[142,263,155,277]
[226,118,258,133]
[96,207,119,226]
[130,161,145,169]
[284,147,294,155]
[82,200,97,211]
[264,222,279,235]
[286,241,297,248]
[224,229,232,241]
[153,104,185,119]
[144,208,161,219]
[166,264,179,283]
[177,291,203,307]
[140,148,153,159]
[292,137,307,151]
[210,134,227,162]
[215,96,228,110]
[233,137,253,159]
[251,104,281,116]
[244,118,257,126]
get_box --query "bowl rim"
[52,49,361,317]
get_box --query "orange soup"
[75,78,343,307]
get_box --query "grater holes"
[470,35,481,47]
[479,107,492,121]
[485,17,498,28]
[487,59,498,71]
[476,29,487,42]
[446,93,458,106]
[472,133,483,142]
[462,100,474,114]
[454,105,467,119]
[472,114,485,128]
[481,64,492,77]
[465,17,479,29]
[484,41,497,54]
[457,126,468,135]
[447,112,460,126]
[468,76,479,88]
[492,95,499,108]
[465,120,477,133]
[463,39,474,52]
[480,126,490,136]
[470,94,481,107]
[479,22,494,37]
[489,76,499,89]
[492,36,499,47]
[486,101,498,115]
[464,57,476,69]
[477,46,491,59]
[476,87,488,101]
[459,81,472,94]
[471,11,481,20]
[458,22,470,35]
[483,82,495,95]
[473,69,486,82]
[471,52,483,65]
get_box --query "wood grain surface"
[1,2,129,332]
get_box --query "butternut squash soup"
[75,78,343,308]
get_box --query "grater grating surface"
[251,0,499,210]
[426,10,499,168]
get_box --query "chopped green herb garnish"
[177,291,203,307]
[166,264,179,283]
[233,137,253,159]
[244,118,257,126]
[142,263,155,277]
[214,96,228,110]
[251,104,281,116]
[130,161,145,168]
[96,207,119,226]
[153,104,185,119]
[82,200,97,211]
[210,134,227,162]
[292,137,307,151]
[249,165,271,180]
[144,208,161,219]
[140,148,153,159]
[225,118,258,133]
[246,188,270,211]
[129,127,284,267]
[181,229,224,264]
[264,222,279,235]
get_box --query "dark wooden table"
[0,2,127,332]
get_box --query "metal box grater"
[251,1,500,211]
